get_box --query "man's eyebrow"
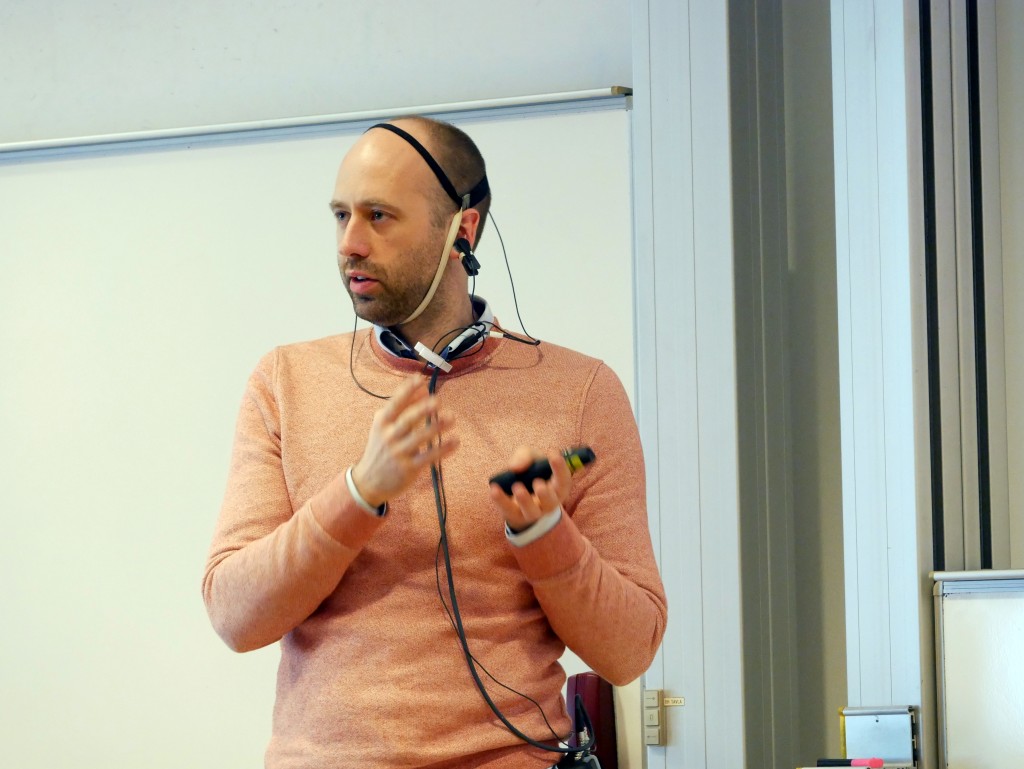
[328,198,400,212]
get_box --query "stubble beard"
[342,234,447,329]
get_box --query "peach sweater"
[203,329,667,769]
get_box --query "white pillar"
[632,1,744,767]
[830,0,937,764]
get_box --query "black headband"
[368,122,490,210]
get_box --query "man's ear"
[456,208,481,251]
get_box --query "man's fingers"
[380,375,428,421]
[511,481,544,518]
[489,483,516,512]
[508,445,537,472]
[394,411,454,456]
[389,394,439,438]
[353,376,458,506]
[529,476,561,514]
[545,449,571,493]
[489,483,532,529]
[418,432,460,466]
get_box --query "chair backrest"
[566,671,618,769]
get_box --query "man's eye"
[371,210,387,221]
[333,210,349,223]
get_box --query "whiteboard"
[934,572,1024,768]
[0,103,634,768]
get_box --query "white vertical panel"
[833,0,890,705]
[632,0,742,767]
[831,0,928,716]
[877,0,926,707]
[688,2,743,765]
[632,0,703,764]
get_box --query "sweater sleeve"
[507,363,668,686]
[201,350,384,652]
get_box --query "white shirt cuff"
[345,466,387,517]
[505,507,562,547]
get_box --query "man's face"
[330,126,452,328]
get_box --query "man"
[203,117,667,769]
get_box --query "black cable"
[489,320,541,348]
[432,536,564,742]
[440,320,539,365]
[430,458,563,745]
[431,463,584,755]
[426,370,594,757]
[344,221,592,758]
[349,316,389,400]
[488,211,540,345]
[432,324,485,361]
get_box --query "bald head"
[339,123,443,220]
[368,117,491,245]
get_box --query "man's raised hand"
[351,375,459,507]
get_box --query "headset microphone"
[454,238,481,277]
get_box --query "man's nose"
[338,217,369,259]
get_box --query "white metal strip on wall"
[0,89,630,158]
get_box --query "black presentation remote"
[488,446,596,495]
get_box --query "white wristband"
[505,507,562,547]
[346,466,387,517]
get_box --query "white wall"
[0,0,630,144]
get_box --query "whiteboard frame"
[933,570,1024,768]
[0,89,630,159]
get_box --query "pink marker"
[816,759,884,768]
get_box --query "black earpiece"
[454,238,481,277]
